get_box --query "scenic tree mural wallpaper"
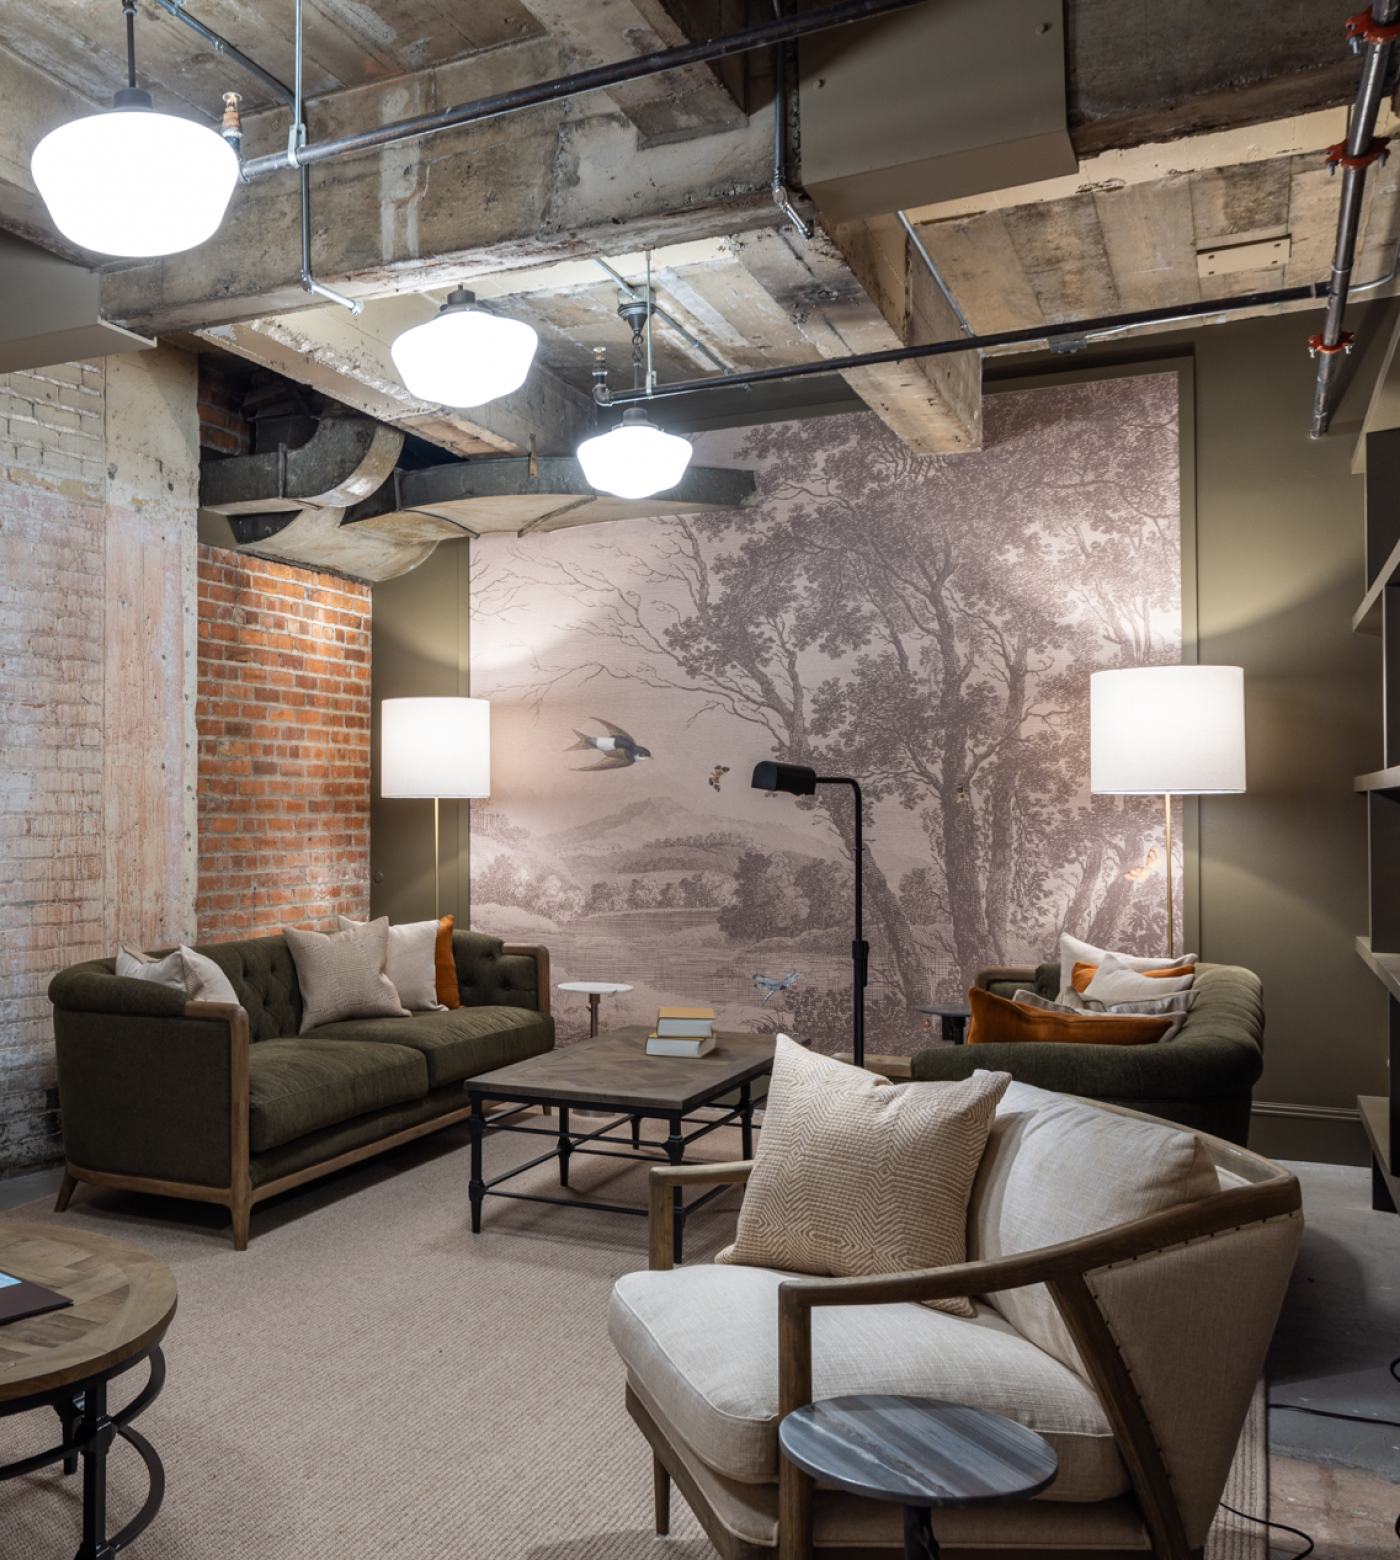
[471,372,1182,1050]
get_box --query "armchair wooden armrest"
[647,1162,753,1271]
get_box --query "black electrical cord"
[1221,1355,1400,1555]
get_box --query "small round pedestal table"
[778,1395,1058,1559]
[557,981,633,1038]
[913,1001,971,1046]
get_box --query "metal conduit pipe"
[897,210,974,337]
[593,259,737,377]
[597,278,1328,406]
[1310,0,1400,438]
[148,0,295,108]
[770,0,813,239]
[238,0,928,179]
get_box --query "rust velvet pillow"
[1070,960,1195,994]
[434,914,460,1009]
[967,986,1173,1047]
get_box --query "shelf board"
[1356,935,1400,1001]
[1355,765,1400,792]
[1353,533,1400,634]
[1359,1094,1398,1212]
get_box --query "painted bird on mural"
[754,970,800,1005]
[708,765,730,791]
[567,718,653,770]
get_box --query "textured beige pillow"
[116,945,240,1006]
[717,1036,1010,1317]
[284,918,409,1034]
[1058,934,1196,1003]
[336,915,444,1013]
[969,1085,1219,1370]
[1082,952,1195,1008]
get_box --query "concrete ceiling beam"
[98,35,778,337]
[0,45,98,262]
[731,221,982,454]
[197,296,595,458]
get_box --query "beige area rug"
[0,1119,1265,1559]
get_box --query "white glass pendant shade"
[390,289,538,408]
[32,97,239,258]
[577,408,693,499]
[1090,665,1246,795]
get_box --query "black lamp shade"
[751,761,817,796]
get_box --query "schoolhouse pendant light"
[577,407,693,500]
[30,2,238,258]
[390,289,539,408]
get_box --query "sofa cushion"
[609,1263,1127,1499]
[970,1082,1219,1373]
[248,1037,428,1153]
[307,1005,554,1087]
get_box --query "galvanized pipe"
[897,210,973,337]
[770,0,813,239]
[148,0,295,107]
[238,0,928,179]
[1311,0,1400,438]
[598,278,1326,406]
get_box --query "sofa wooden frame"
[629,1114,1301,1560]
[55,944,550,1252]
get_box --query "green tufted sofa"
[911,961,1264,1145]
[48,929,552,1249]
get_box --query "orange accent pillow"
[434,914,460,1009]
[967,986,1173,1047]
[1070,960,1195,994]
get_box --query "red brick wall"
[196,360,252,456]
[196,546,371,939]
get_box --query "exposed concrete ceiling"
[0,0,1393,484]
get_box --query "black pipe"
[1311,0,1400,438]
[239,0,928,179]
[147,0,296,107]
[600,279,1327,406]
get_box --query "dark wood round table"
[778,1395,1058,1559]
[912,1002,971,1045]
[0,1224,177,1559]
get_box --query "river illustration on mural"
[470,375,1182,1052]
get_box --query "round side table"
[778,1395,1057,1559]
[913,1001,971,1046]
[0,1223,177,1559]
[557,981,633,1038]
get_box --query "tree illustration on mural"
[472,377,1180,1047]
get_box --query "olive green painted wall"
[369,537,472,926]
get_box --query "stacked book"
[646,1006,715,1057]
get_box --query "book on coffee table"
[655,1006,715,1039]
[646,1032,716,1057]
[0,1270,72,1326]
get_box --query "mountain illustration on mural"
[566,717,652,770]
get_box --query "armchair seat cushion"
[608,1263,1128,1500]
[248,1038,428,1153]
[307,1005,553,1088]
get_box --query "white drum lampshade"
[382,697,490,918]
[1090,665,1246,796]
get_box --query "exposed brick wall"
[197,358,252,456]
[196,548,371,939]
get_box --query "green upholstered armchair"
[910,962,1263,1144]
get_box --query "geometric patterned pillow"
[716,1036,1009,1316]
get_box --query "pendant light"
[390,288,538,408]
[578,261,693,499]
[578,407,693,499]
[30,1,238,259]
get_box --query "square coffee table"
[467,1026,774,1260]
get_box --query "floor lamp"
[381,697,491,919]
[1089,666,1246,958]
[751,761,869,1068]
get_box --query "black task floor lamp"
[751,762,869,1068]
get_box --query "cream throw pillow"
[1012,987,1189,1041]
[336,915,444,1013]
[116,945,241,1006]
[1058,934,1197,1002]
[1082,952,1195,1008]
[717,1036,1010,1318]
[969,1082,1219,1371]
[284,918,410,1034]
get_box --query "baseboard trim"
[1251,1100,1361,1123]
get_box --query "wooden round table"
[778,1396,1058,1559]
[0,1224,177,1559]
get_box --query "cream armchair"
[608,1085,1302,1560]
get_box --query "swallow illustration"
[708,765,730,792]
[567,717,653,771]
[754,970,800,1005]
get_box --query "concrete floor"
[3,1157,1395,1553]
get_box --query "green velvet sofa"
[48,930,552,1249]
[911,961,1263,1144]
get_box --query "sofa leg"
[652,1453,671,1536]
[231,1194,251,1251]
[54,1170,77,1213]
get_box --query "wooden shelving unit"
[1354,425,1400,1214]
